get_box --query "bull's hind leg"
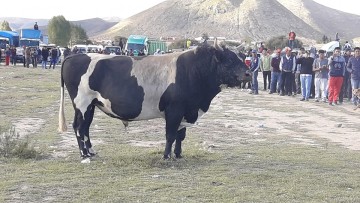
[174,128,186,158]
[73,105,96,158]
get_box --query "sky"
[0,0,359,21]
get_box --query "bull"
[58,40,248,160]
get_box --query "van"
[72,44,87,54]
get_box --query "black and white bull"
[58,40,248,160]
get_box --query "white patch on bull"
[74,54,119,119]
[130,54,182,120]
[178,109,205,130]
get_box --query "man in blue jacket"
[346,47,360,106]
[249,49,259,95]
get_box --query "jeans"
[314,78,328,100]
[270,72,281,93]
[351,79,360,104]
[300,74,312,99]
[262,71,271,90]
[251,71,258,93]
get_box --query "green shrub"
[0,126,40,159]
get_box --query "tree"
[47,16,71,46]
[266,35,303,50]
[1,21,12,31]
[70,24,88,45]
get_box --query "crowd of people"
[0,45,69,69]
[247,45,360,108]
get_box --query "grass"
[1,65,360,202]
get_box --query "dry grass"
[1,65,360,202]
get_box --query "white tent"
[320,41,340,52]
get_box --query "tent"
[320,41,340,53]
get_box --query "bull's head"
[213,39,250,87]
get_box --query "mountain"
[95,0,360,42]
[0,17,117,37]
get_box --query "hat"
[318,49,325,54]
[251,49,257,53]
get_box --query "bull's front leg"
[163,108,183,159]
[174,128,186,158]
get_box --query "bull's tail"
[58,60,68,132]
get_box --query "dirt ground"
[2,65,360,158]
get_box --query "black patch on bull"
[88,57,144,119]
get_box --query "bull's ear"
[214,38,223,51]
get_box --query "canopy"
[320,41,340,52]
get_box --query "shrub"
[0,126,40,159]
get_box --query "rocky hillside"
[0,17,117,37]
[96,0,360,42]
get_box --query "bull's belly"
[95,95,164,121]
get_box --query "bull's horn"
[214,38,223,51]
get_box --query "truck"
[0,30,20,47]
[19,29,41,47]
[125,35,168,56]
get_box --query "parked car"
[103,45,121,55]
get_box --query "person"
[24,46,31,68]
[339,48,352,103]
[31,47,38,68]
[346,47,360,106]
[71,46,78,54]
[312,49,329,102]
[294,48,305,95]
[328,47,346,105]
[63,47,70,58]
[335,32,340,42]
[259,48,272,91]
[270,48,282,94]
[296,50,314,101]
[10,46,17,66]
[288,30,296,49]
[279,47,296,96]
[0,48,2,65]
[343,41,352,51]
[50,47,58,69]
[41,47,49,69]
[5,47,11,66]
[154,48,161,55]
[34,22,38,30]
[249,49,260,95]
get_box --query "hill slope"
[0,17,117,37]
[96,0,360,41]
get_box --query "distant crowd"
[245,41,359,108]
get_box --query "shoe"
[254,92,259,95]
[287,93,291,96]
[315,99,319,102]
[305,98,309,101]
[280,93,285,96]
[322,99,327,103]
[249,92,253,94]
[334,101,338,105]
[300,98,305,101]
[268,92,273,94]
